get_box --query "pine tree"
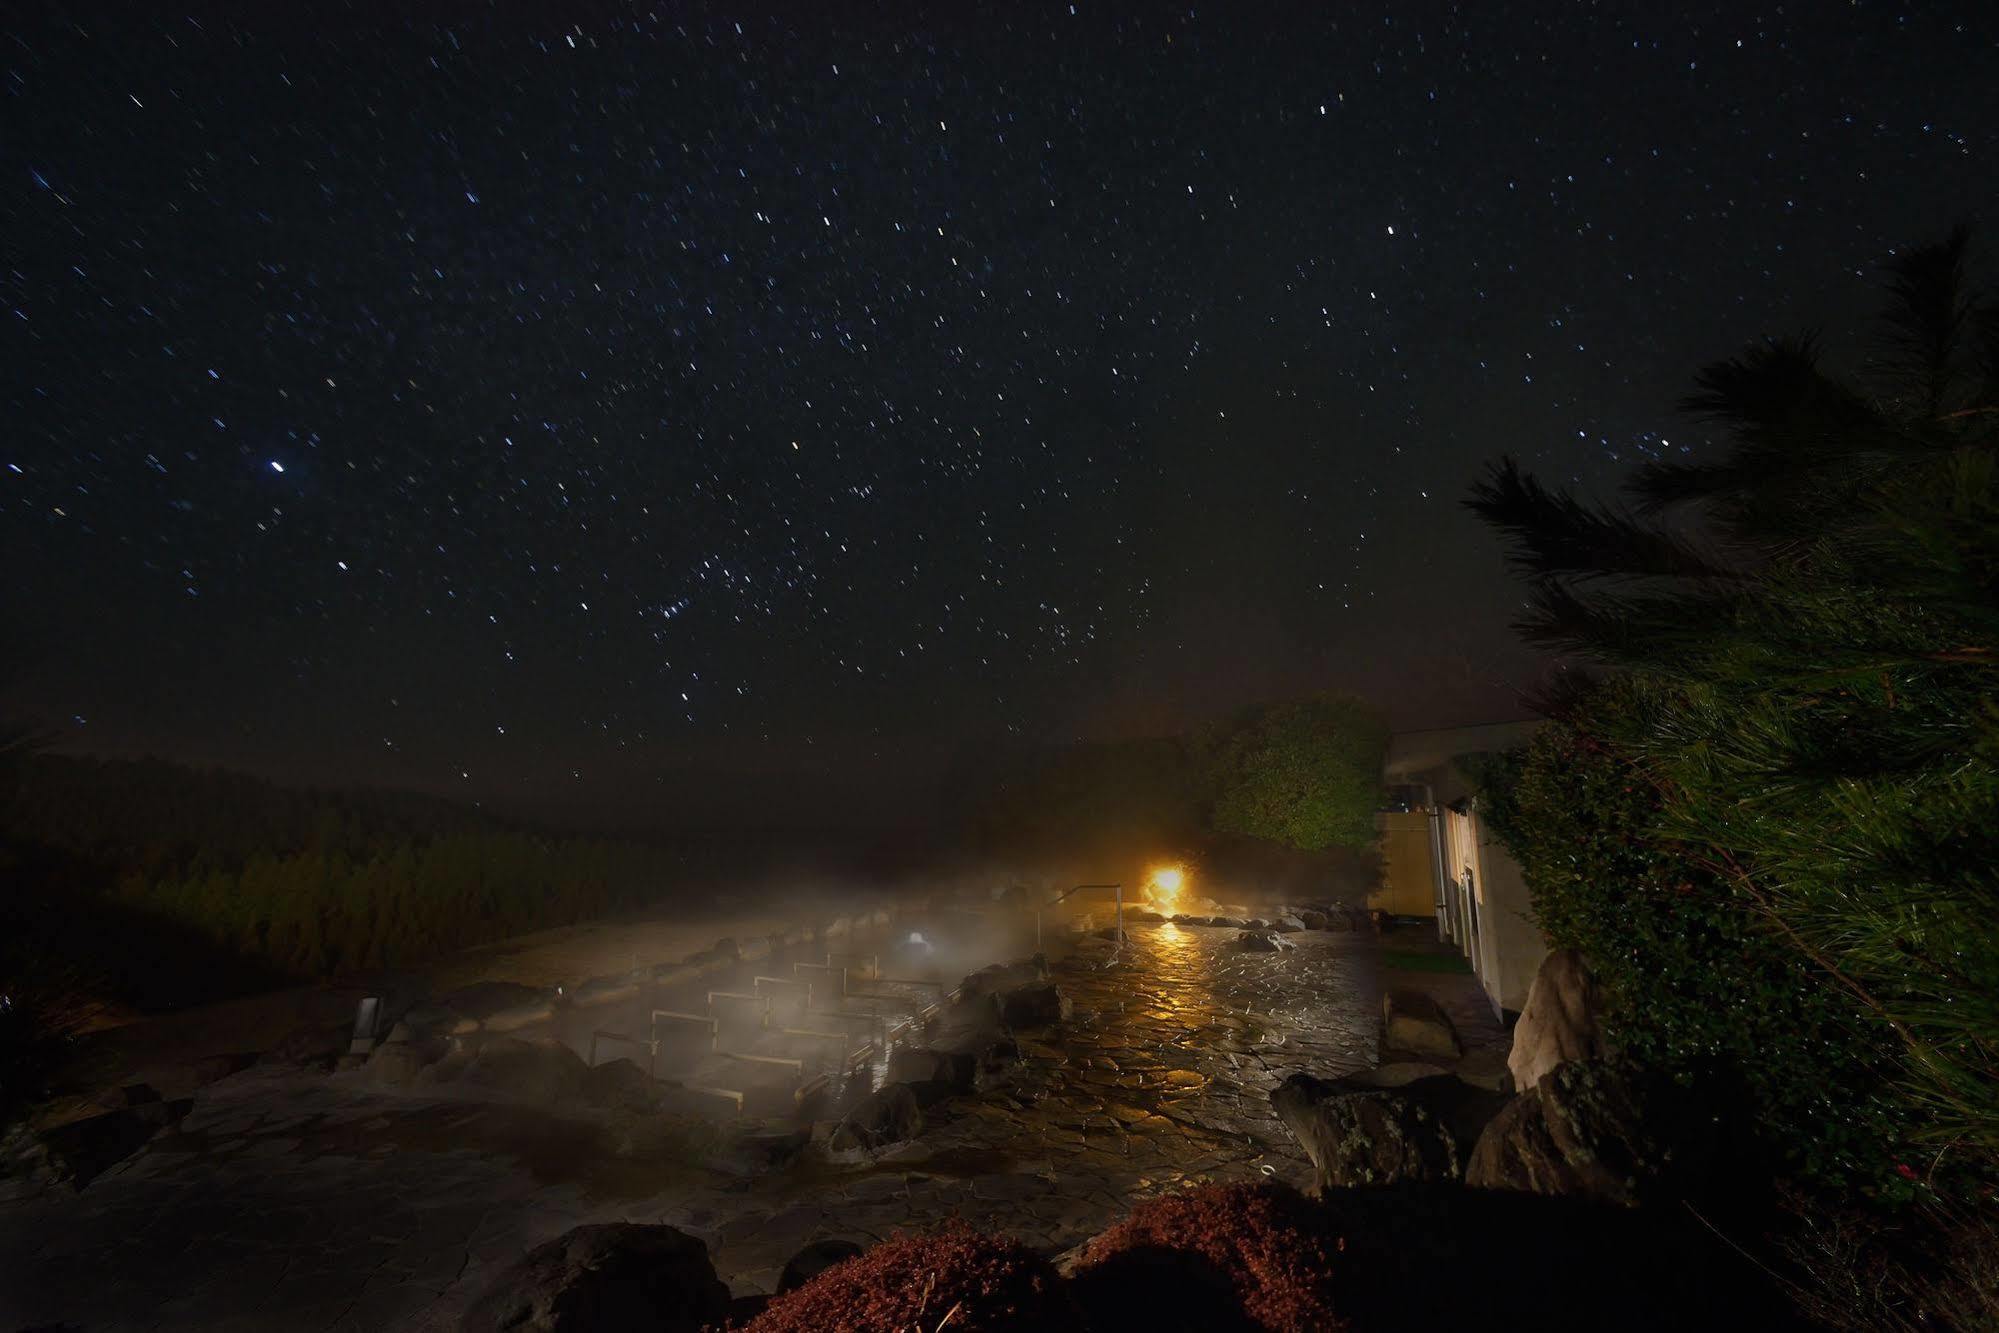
[1468,229,1999,1177]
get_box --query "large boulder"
[1314,905,1372,933]
[957,957,1048,1002]
[1296,909,1330,931]
[1270,915,1308,933]
[1234,929,1295,952]
[886,1035,1017,1098]
[829,1083,924,1154]
[711,1125,809,1175]
[950,958,1068,1029]
[432,1037,591,1105]
[459,1222,729,1332]
[1466,1058,1691,1207]
[92,1083,162,1111]
[1383,988,1462,1059]
[1273,1076,1459,1190]
[1272,1070,1509,1192]
[28,1098,193,1190]
[259,1021,350,1072]
[995,980,1071,1029]
[886,1044,975,1097]
[363,1037,441,1087]
[1507,949,1606,1092]
[581,1057,661,1112]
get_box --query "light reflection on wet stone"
[698,922,1381,1291]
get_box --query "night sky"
[5,4,1995,828]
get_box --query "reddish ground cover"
[1070,1182,1350,1331]
[743,1224,1077,1332]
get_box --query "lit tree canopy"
[1205,693,1389,852]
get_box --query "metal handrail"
[1036,882,1124,952]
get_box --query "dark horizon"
[7,3,1996,832]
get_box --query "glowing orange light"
[1147,864,1187,908]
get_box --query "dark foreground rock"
[957,956,1049,1001]
[363,1034,444,1086]
[996,980,1072,1028]
[886,1044,969,1089]
[1273,1069,1507,1191]
[1234,929,1295,952]
[423,1036,591,1105]
[829,1082,923,1154]
[459,1222,730,1333]
[1382,988,1462,1059]
[580,1056,662,1112]
[22,1098,193,1191]
[258,1020,350,1072]
[778,1237,865,1292]
[704,1125,808,1176]
[951,956,1070,1029]
[1274,1078,1457,1189]
[888,1035,1019,1100]
[1466,1058,1696,1206]
[91,1082,162,1111]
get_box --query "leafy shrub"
[744,1226,1073,1332]
[1468,677,1907,1190]
[1070,1182,1348,1332]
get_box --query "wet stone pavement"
[0,921,1380,1331]
[696,920,1381,1293]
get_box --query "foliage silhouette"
[1467,227,1999,1183]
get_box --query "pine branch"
[1466,457,1739,583]
[1878,225,1975,418]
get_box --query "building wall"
[1382,719,1548,1019]
[1475,822,1543,1014]
[1371,811,1440,918]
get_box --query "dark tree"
[1468,229,1999,1177]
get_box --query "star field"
[4,3,1995,823]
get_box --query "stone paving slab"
[0,921,1378,1330]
